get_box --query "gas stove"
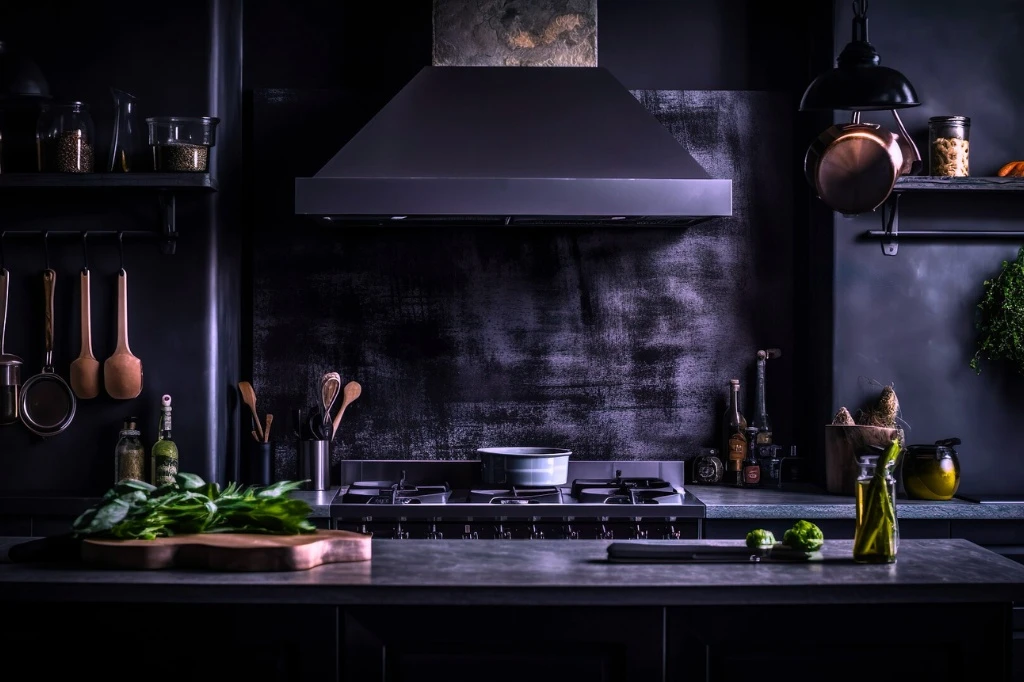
[330,460,703,540]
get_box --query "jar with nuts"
[929,115,970,177]
[38,102,95,173]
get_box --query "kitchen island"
[1,537,1020,681]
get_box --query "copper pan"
[805,110,921,215]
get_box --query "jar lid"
[118,429,141,437]
[929,115,970,124]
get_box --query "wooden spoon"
[238,381,264,442]
[70,269,100,399]
[331,381,362,440]
[103,268,143,399]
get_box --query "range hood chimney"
[295,66,732,226]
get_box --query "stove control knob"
[427,524,443,540]
[633,526,648,540]
[664,526,682,540]
[358,524,371,535]
[392,523,410,540]
[495,525,512,540]
[462,525,479,540]
[564,525,580,540]
[529,525,545,539]
[597,525,614,540]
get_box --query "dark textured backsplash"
[253,90,794,477]
[432,0,597,67]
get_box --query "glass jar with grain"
[928,116,970,176]
[146,116,219,172]
[38,102,95,173]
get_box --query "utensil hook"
[117,231,125,274]
[81,231,90,273]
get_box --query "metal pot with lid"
[900,437,961,501]
[0,266,23,425]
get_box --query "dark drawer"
[951,521,1024,545]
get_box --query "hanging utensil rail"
[0,229,174,255]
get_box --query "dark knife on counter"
[606,542,821,564]
[7,533,82,563]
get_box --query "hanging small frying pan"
[20,268,76,437]
[805,109,921,215]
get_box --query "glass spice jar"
[39,102,95,173]
[928,115,970,176]
[115,417,146,483]
[853,453,900,564]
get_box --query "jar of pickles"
[853,450,900,564]
[928,115,970,176]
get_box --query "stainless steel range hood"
[294,66,732,226]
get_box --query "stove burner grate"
[342,469,451,504]
[571,469,683,504]
[468,486,564,504]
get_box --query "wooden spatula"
[70,269,100,399]
[103,268,143,399]
[238,381,264,442]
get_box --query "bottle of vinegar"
[151,394,179,486]
[723,379,747,486]
[753,350,773,447]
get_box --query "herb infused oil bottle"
[151,394,179,486]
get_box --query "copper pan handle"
[890,109,922,176]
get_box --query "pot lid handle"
[935,437,962,447]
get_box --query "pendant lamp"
[800,0,918,111]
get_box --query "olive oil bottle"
[151,394,179,486]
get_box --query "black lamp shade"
[0,41,50,100]
[800,64,919,111]
[799,4,919,112]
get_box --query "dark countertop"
[686,485,1016,519]
[4,484,1022,522]
[2,536,1023,606]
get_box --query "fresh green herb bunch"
[72,473,315,540]
[971,247,1024,375]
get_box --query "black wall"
[0,0,242,495]
[243,0,826,477]
[828,0,1024,495]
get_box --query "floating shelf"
[0,172,217,191]
[0,173,218,255]
[893,176,1024,192]
[860,178,1024,256]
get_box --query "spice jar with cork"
[929,116,970,176]
[38,102,95,172]
[114,417,146,483]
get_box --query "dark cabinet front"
[667,603,1010,682]
[341,606,665,682]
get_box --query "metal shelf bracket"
[158,191,178,256]
[879,193,901,256]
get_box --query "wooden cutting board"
[81,530,372,571]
